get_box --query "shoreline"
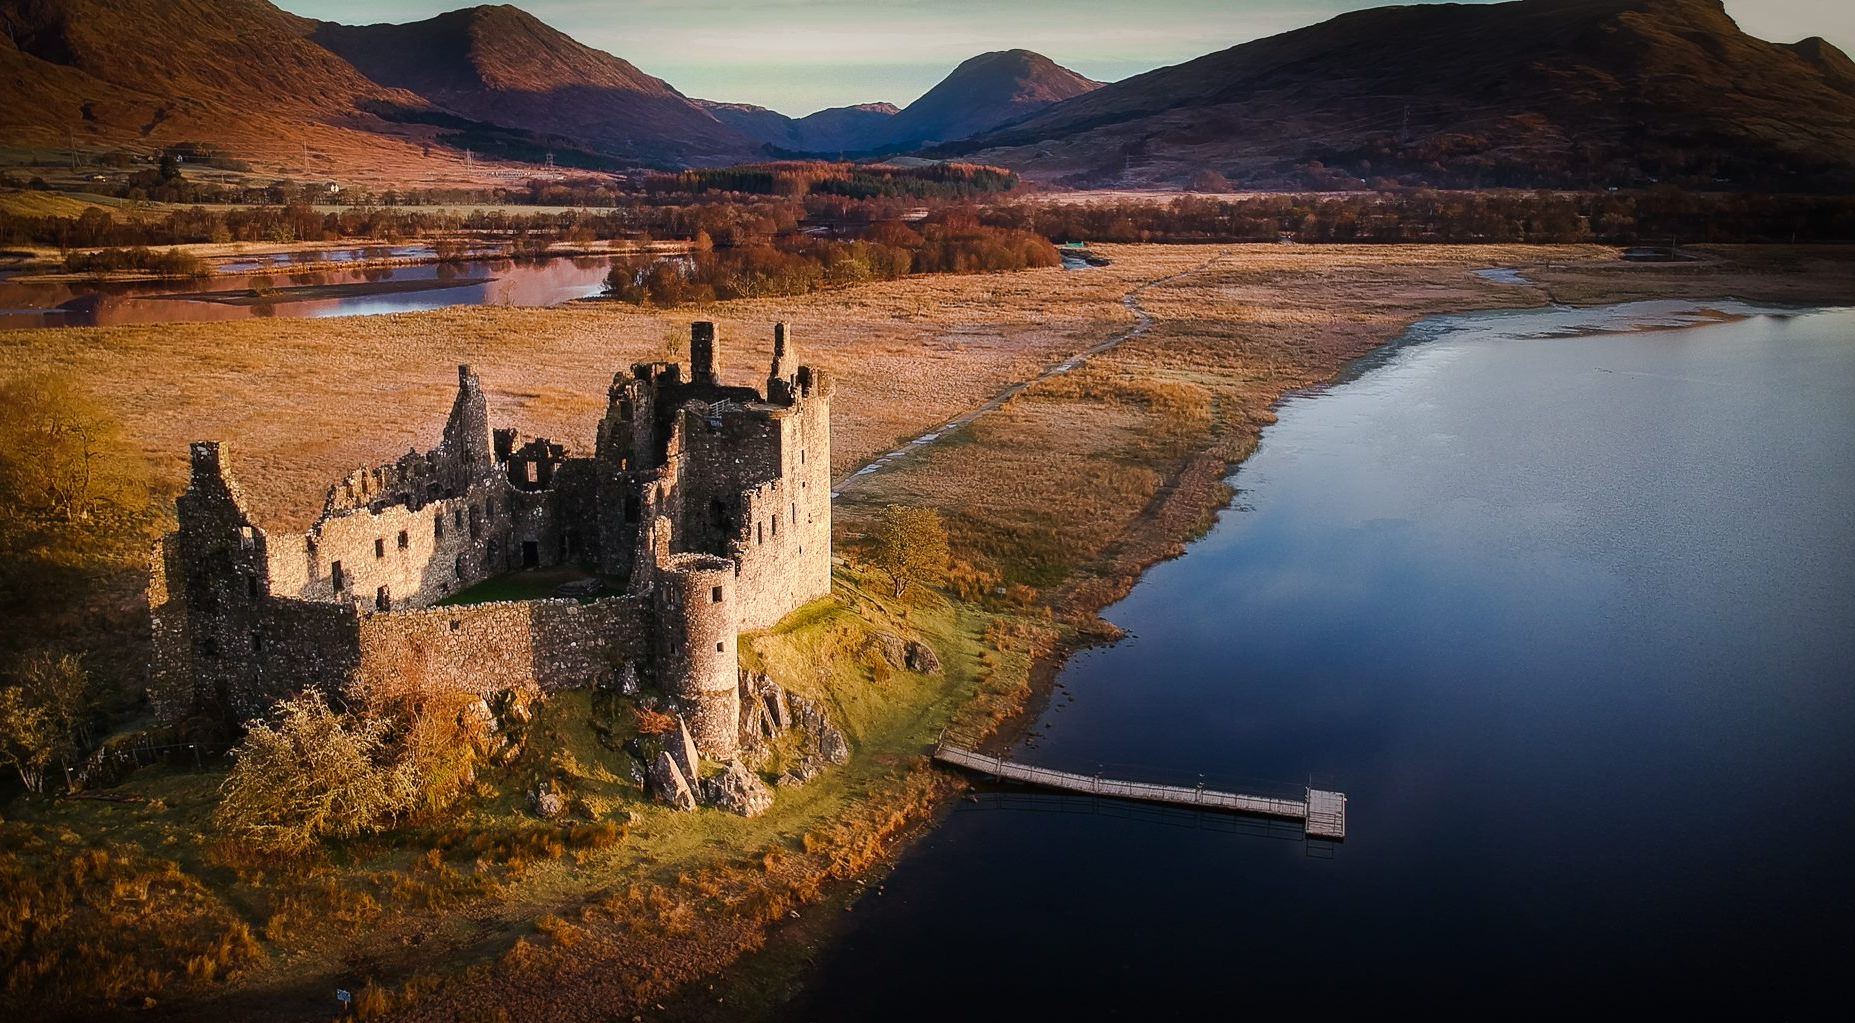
[8,244,1851,1020]
[657,281,1855,1019]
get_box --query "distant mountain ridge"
[307,5,755,166]
[948,0,1855,191]
[699,101,902,155]
[2,0,1852,189]
[702,50,1100,156]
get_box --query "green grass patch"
[435,567,601,606]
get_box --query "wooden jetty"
[933,743,1346,840]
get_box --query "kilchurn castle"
[149,322,833,761]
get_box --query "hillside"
[882,49,1100,149]
[0,0,444,176]
[308,5,754,166]
[949,0,1855,191]
[704,50,1098,156]
[701,101,901,155]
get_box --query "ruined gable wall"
[673,403,781,559]
[351,594,652,703]
[294,479,517,610]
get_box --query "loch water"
[787,302,1855,1014]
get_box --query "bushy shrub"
[214,692,419,853]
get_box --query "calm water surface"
[0,255,615,328]
[788,301,1855,1015]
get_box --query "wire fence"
[64,736,217,794]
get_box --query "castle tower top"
[690,322,720,386]
[767,322,800,404]
[442,365,493,467]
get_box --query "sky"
[277,0,1855,116]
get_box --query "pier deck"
[933,744,1346,840]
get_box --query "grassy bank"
[2,243,1851,1018]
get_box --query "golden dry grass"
[4,241,1849,1019]
[0,253,1213,530]
[832,242,1855,605]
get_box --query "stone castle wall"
[352,594,653,704]
[150,322,833,759]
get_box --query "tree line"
[604,210,1058,306]
[985,189,1855,245]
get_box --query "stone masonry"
[148,322,833,759]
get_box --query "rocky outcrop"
[529,782,565,820]
[703,760,774,817]
[649,750,698,811]
[905,640,942,674]
[673,715,703,782]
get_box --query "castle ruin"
[148,322,832,760]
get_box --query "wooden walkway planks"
[933,744,1346,840]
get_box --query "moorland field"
[1,242,1851,1020]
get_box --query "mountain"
[948,0,1855,191]
[308,5,754,166]
[701,101,900,154]
[0,0,441,175]
[881,49,1100,149]
[702,50,1098,156]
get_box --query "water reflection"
[0,255,617,329]
[785,302,1855,1017]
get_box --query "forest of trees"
[604,210,1058,306]
[643,161,1019,199]
[988,190,1855,246]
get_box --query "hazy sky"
[278,0,1855,115]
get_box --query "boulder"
[866,632,907,668]
[649,751,698,811]
[673,715,703,782]
[817,722,850,765]
[703,760,774,818]
[904,641,942,674]
[529,783,564,820]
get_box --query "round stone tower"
[655,552,740,758]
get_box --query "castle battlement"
[148,322,833,758]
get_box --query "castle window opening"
[717,641,725,652]
[791,502,798,524]
[454,555,465,579]
[619,399,633,421]
[375,586,390,611]
[524,462,538,484]
[374,538,385,559]
[251,631,262,654]
[247,574,259,599]
[434,515,444,539]
[625,495,640,523]
[331,561,344,591]
[522,541,539,569]
[397,530,409,550]
[770,515,777,537]
[756,522,763,545]
[711,586,723,603]
[453,508,463,529]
